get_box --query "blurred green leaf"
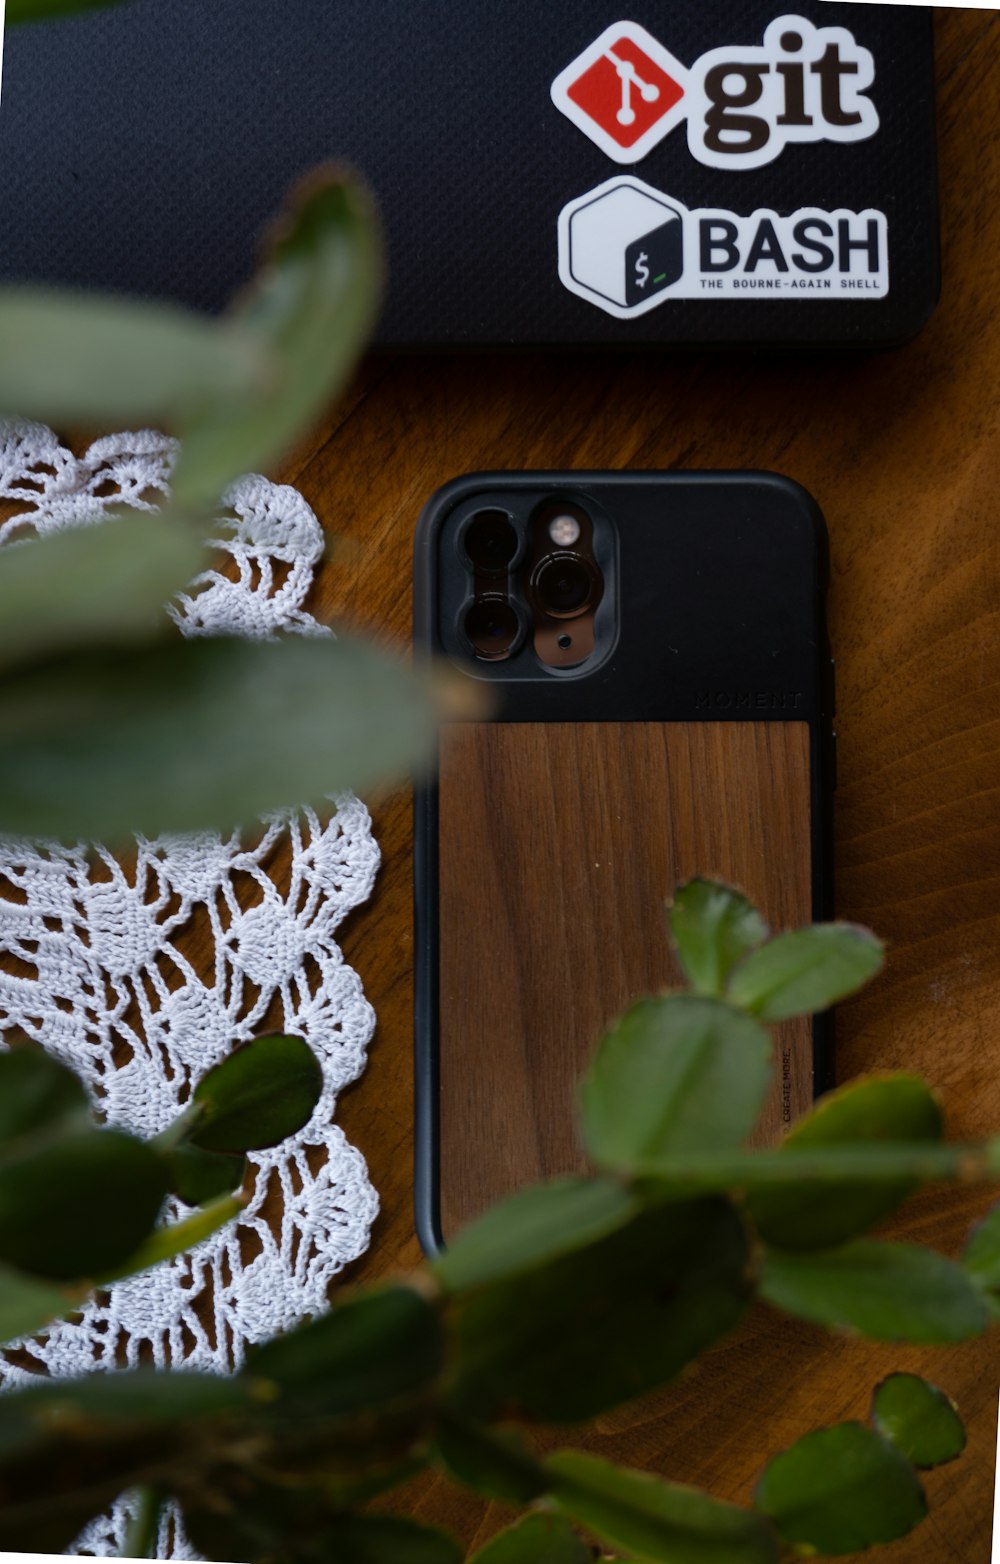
[431,1409,546,1503]
[755,1422,926,1555]
[668,880,768,996]
[7,0,132,22]
[0,1371,253,1553]
[635,1141,990,1193]
[747,1074,943,1250]
[451,1198,750,1423]
[962,1198,1000,1289]
[0,1046,88,1148]
[186,1484,462,1564]
[250,1286,444,1417]
[99,1194,245,1286]
[727,924,883,1021]
[433,1176,639,1295]
[580,996,772,1173]
[190,1034,321,1153]
[0,1262,84,1344]
[470,1514,593,1564]
[0,633,441,841]
[172,169,381,507]
[0,1130,166,1280]
[0,289,264,425]
[871,1374,966,1470]
[0,1367,251,1445]
[0,515,203,672]
[549,1451,779,1564]
[760,1240,989,1344]
[161,1143,245,1206]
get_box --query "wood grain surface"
[275,11,1000,1557]
[437,720,813,1238]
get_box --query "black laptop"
[0,2,938,348]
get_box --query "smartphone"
[413,471,835,1256]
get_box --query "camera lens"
[531,553,599,620]
[464,597,520,660]
[463,510,518,573]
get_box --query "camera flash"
[549,515,581,547]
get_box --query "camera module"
[530,553,599,620]
[464,597,521,660]
[463,510,519,574]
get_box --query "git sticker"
[550,22,690,164]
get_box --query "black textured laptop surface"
[0,2,938,348]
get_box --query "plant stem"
[122,1485,162,1559]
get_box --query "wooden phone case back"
[438,719,813,1240]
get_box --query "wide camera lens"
[464,598,520,660]
[532,553,598,620]
[464,510,518,573]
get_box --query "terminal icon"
[559,177,685,319]
[551,22,689,163]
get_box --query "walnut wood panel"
[437,720,813,1238]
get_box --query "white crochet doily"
[0,420,381,1556]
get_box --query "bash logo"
[551,15,879,171]
[558,176,889,320]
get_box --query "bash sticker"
[557,176,889,319]
[551,14,879,170]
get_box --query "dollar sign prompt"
[634,251,650,288]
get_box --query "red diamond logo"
[551,22,690,165]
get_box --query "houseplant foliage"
[0,1031,325,1344]
[1,882,998,1561]
[0,154,447,843]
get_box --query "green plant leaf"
[549,1451,779,1564]
[760,1240,989,1344]
[172,169,381,507]
[580,996,772,1173]
[0,1367,254,1428]
[190,1034,321,1153]
[871,1374,966,1469]
[962,1198,1000,1289]
[0,290,264,425]
[0,514,204,673]
[0,1045,89,1148]
[727,923,883,1021]
[451,1198,750,1423]
[433,1176,639,1294]
[160,1143,246,1206]
[755,1422,926,1555]
[0,633,441,841]
[185,1481,461,1564]
[747,1074,943,1250]
[0,1262,85,1344]
[98,1195,246,1286]
[431,1409,547,1503]
[0,1370,254,1553]
[470,1514,593,1564]
[249,1285,444,1417]
[668,880,769,996]
[635,1141,990,1194]
[0,1130,167,1280]
[7,0,132,23]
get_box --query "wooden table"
[273,10,1000,1558]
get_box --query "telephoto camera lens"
[464,597,520,660]
[531,553,599,620]
[463,510,519,573]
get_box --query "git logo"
[552,15,879,170]
[550,22,690,164]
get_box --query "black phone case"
[414,470,834,1254]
